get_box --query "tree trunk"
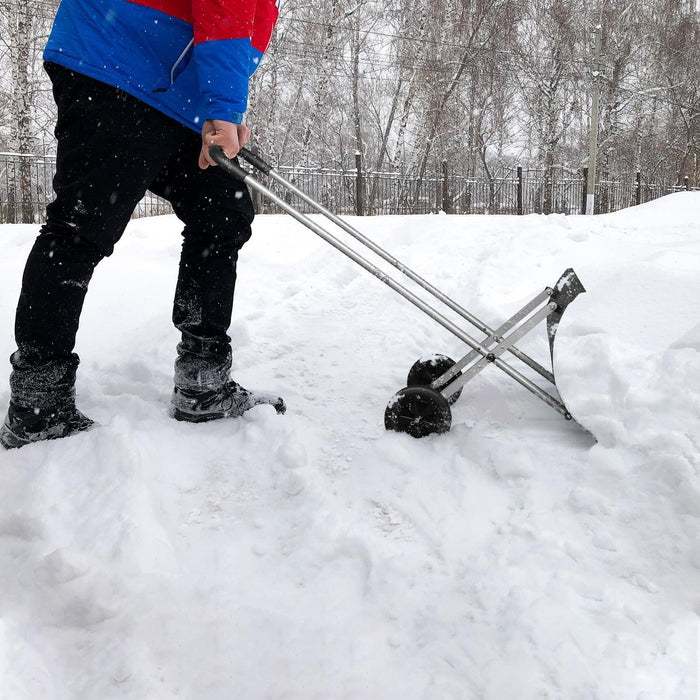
[9,1,36,223]
[300,0,342,164]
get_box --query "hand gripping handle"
[208,145,249,181]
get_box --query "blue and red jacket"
[44,0,279,131]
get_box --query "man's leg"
[2,64,188,448]
[2,232,104,449]
[149,134,284,420]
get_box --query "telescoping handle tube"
[237,147,554,385]
[210,146,571,419]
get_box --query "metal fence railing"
[0,152,172,224]
[253,163,696,217]
[1,151,695,224]
[0,152,56,224]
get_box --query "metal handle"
[209,145,248,179]
[212,146,573,419]
[239,147,272,175]
[234,145,557,384]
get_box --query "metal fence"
[255,163,695,217]
[1,151,695,224]
[0,152,172,224]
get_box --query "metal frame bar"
[211,148,574,420]
[434,289,556,391]
[439,303,557,400]
[239,147,554,383]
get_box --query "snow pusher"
[211,146,586,438]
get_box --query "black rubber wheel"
[384,386,452,438]
[407,354,463,405]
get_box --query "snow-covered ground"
[0,193,698,699]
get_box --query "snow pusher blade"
[547,268,586,360]
[210,146,586,437]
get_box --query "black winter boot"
[0,353,94,449]
[170,336,285,423]
[171,380,285,423]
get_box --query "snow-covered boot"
[171,379,286,423]
[0,353,94,449]
[170,338,285,423]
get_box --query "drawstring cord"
[153,37,194,93]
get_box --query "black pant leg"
[43,63,189,257]
[14,233,103,364]
[149,132,255,372]
[13,64,190,367]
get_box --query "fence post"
[635,172,641,206]
[442,160,450,213]
[685,175,690,191]
[517,166,523,215]
[581,167,588,215]
[355,151,364,216]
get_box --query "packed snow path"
[1,193,698,698]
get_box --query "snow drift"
[0,193,699,698]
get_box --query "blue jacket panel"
[44,0,272,131]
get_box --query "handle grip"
[208,145,249,181]
[239,147,273,175]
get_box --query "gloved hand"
[199,119,251,169]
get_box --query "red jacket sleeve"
[252,0,278,54]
